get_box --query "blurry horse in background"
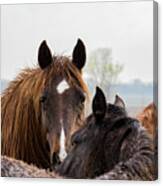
[1,39,89,169]
[137,103,157,138]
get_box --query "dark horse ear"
[114,94,125,109]
[72,39,86,70]
[92,87,107,121]
[38,40,53,69]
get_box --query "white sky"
[1,1,153,82]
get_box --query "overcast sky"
[1,1,153,83]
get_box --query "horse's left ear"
[38,40,53,69]
[72,39,86,70]
[114,94,125,109]
[92,87,107,121]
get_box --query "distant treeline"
[86,79,154,109]
[111,82,153,107]
[1,79,154,110]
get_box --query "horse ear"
[38,40,53,69]
[92,87,107,121]
[114,94,125,109]
[72,39,86,70]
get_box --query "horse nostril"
[52,153,61,166]
[45,141,50,152]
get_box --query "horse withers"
[57,87,156,180]
[1,39,89,169]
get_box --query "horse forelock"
[43,56,88,94]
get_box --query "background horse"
[137,103,157,138]
[57,87,156,180]
[1,39,89,169]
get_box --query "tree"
[85,48,123,98]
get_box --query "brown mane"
[1,56,88,168]
[137,103,157,138]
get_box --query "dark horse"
[58,87,156,180]
[1,39,89,169]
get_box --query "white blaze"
[57,80,69,94]
[59,123,67,162]
[57,79,69,161]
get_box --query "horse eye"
[78,90,86,103]
[80,92,86,103]
[71,133,81,145]
[40,95,47,103]
[40,92,48,103]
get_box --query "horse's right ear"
[72,39,86,71]
[38,40,53,69]
[92,87,107,121]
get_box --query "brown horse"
[137,103,157,138]
[1,39,89,169]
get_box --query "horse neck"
[2,71,50,168]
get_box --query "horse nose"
[51,152,61,166]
